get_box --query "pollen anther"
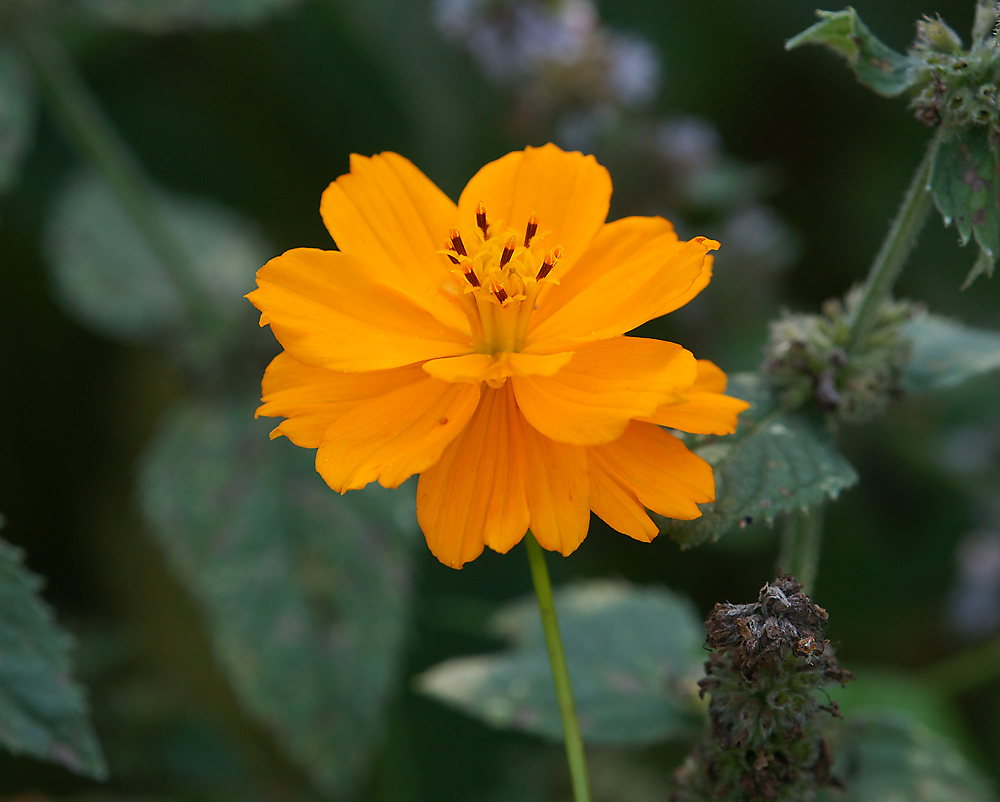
[536,246,563,280]
[450,228,468,256]
[463,264,481,287]
[524,214,538,247]
[499,235,516,269]
[491,280,508,304]
[476,201,489,239]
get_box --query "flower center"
[441,202,563,357]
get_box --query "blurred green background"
[2,0,1000,799]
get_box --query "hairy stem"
[15,24,219,336]
[846,135,939,353]
[777,504,825,595]
[524,533,591,802]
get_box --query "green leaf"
[137,399,419,797]
[417,580,705,745]
[786,9,919,97]
[0,45,37,194]
[0,537,107,779]
[827,666,968,745]
[930,125,1000,287]
[45,171,271,355]
[663,374,859,549]
[820,712,997,801]
[80,0,302,32]
[902,314,1000,391]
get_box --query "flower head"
[247,144,748,568]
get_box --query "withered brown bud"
[671,574,853,802]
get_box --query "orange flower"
[247,144,749,568]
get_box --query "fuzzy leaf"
[0,538,107,778]
[786,9,919,97]
[930,126,1000,287]
[80,0,301,32]
[820,712,997,801]
[902,314,1000,391]
[138,399,418,797]
[0,45,36,194]
[45,171,270,358]
[664,374,858,549]
[417,581,705,745]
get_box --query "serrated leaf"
[0,538,106,779]
[0,45,37,194]
[930,126,1000,287]
[786,9,919,97]
[663,374,858,549]
[417,580,705,745]
[902,314,1000,391]
[45,171,270,354]
[80,0,302,32]
[820,712,997,801]
[137,399,418,797]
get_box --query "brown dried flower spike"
[672,574,853,802]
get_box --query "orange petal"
[315,375,481,492]
[457,144,611,277]
[422,350,574,384]
[518,418,591,556]
[690,359,729,393]
[588,456,659,542]
[257,352,428,448]
[416,384,530,568]
[248,248,472,371]
[319,152,466,330]
[526,216,717,350]
[649,359,750,435]
[512,337,697,446]
[587,421,714,521]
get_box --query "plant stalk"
[777,504,825,595]
[524,533,591,802]
[846,135,939,353]
[15,24,219,336]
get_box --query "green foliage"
[930,126,1000,287]
[0,537,106,779]
[785,9,919,97]
[0,45,36,194]
[765,291,914,423]
[79,0,303,32]
[417,580,705,745]
[902,314,1000,392]
[45,171,270,361]
[137,400,419,797]
[820,712,997,802]
[828,667,967,745]
[663,375,858,549]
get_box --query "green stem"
[524,533,591,802]
[777,504,824,596]
[921,630,1000,697]
[845,134,940,353]
[14,24,219,336]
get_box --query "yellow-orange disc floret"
[247,143,749,568]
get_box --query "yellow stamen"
[476,201,489,239]
[491,279,508,304]
[499,235,517,269]
[443,239,460,265]
[524,213,538,247]
[450,227,467,256]
[463,263,481,287]
[537,246,563,280]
